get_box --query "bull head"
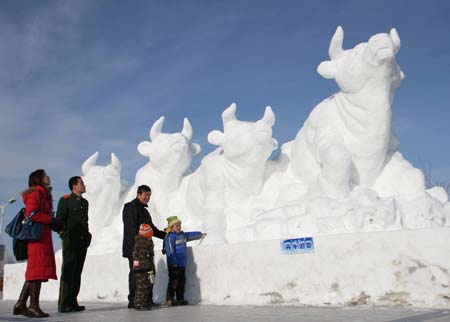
[137,117,201,172]
[317,26,405,94]
[81,152,122,195]
[82,152,121,176]
[208,103,278,163]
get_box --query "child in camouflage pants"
[132,224,155,311]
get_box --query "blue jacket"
[164,231,202,267]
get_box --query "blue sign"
[280,237,314,254]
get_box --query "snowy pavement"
[0,302,449,322]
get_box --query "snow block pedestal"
[4,227,450,308]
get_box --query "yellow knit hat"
[167,216,181,228]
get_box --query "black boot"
[13,282,32,316]
[73,299,85,312]
[28,281,49,318]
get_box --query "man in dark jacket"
[122,185,166,308]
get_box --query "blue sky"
[0,1,449,249]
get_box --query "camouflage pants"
[134,272,152,308]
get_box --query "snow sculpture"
[82,27,449,248]
[124,117,201,227]
[81,152,127,246]
[184,103,278,243]
[277,26,446,231]
[289,26,405,197]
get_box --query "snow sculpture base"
[4,227,450,308]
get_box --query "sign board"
[280,237,314,254]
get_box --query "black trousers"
[59,242,87,308]
[166,267,186,301]
[127,258,154,305]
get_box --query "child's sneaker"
[166,299,177,306]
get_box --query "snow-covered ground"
[1,301,450,322]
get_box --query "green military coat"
[56,193,91,249]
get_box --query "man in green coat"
[56,176,92,313]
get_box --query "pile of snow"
[4,228,450,308]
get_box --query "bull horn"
[390,28,401,54]
[82,152,99,176]
[261,106,275,127]
[329,26,344,60]
[222,103,237,124]
[181,118,193,140]
[111,153,121,172]
[150,116,165,141]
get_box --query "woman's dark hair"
[28,169,46,188]
[28,169,53,203]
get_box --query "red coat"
[22,185,57,281]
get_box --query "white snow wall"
[4,227,450,308]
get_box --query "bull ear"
[261,106,275,127]
[111,153,121,172]
[82,152,99,176]
[150,116,165,141]
[137,141,153,157]
[181,118,193,140]
[208,130,225,146]
[190,143,201,156]
[317,60,338,79]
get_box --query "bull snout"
[170,136,189,153]
[365,34,398,65]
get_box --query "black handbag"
[13,238,28,261]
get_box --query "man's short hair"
[137,185,151,194]
[69,176,82,191]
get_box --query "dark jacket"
[132,235,154,273]
[56,192,91,249]
[122,198,165,258]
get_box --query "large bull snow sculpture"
[286,26,445,228]
[289,26,407,197]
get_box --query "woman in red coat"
[13,169,59,318]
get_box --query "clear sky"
[0,1,449,249]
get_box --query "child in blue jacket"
[164,216,206,305]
